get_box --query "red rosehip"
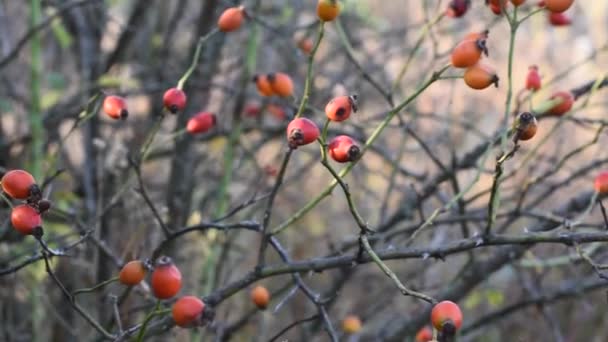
[186,112,217,135]
[286,118,320,148]
[525,65,541,91]
[11,204,42,235]
[431,300,463,332]
[546,91,574,115]
[163,88,187,114]
[595,171,608,194]
[544,0,573,13]
[172,296,205,327]
[415,326,433,342]
[151,256,182,299]
[103,95,128,120]
[119,260,147,286]
[325,95,357,122]
[548,12,571,26]
[328,135,360,163]
[446,0,471,18]
[1,169,37,199]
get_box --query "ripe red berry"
[446,0,471,18]
[286,117,320,148]
[119,260,147,286]
[163,88,187,114]
[511,0,526,6]
[548,12,571,26]
[415,326,433,342]
[103,95,128,120]
[11,204,42,235]
[431,300,463,332]
[1,169,37,200]
[328,135,361,163]
[151,256,182,299]
[325,95,357,122]
[525,65,541,91]
[250,285,270,310]
[186,112,217,135]
[544,0,573,13]
[218,6,245,32]
[172,296,205,327]
[546,91,574,115]
[595,171,608,194]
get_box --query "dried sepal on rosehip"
[328,135,361,163]
[325,95,358,122]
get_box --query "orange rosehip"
[513,112,538,141]
[464,63,499,90]
[103,95,128,120]
[172,296,205,327]
[325,95,357,122]
[119,260,146,286]
[186,112,216,135]
[286,117,320,148]
[11,204,42,235]
[253,74,274,96]
[317,0,340,22]
[250,285,270,310]
[1,169,37,200]
[163,88,187,114]
[268,73,294,98]
[151,256,182,299]
[218,6,245,32]
[328,135,360,163]
[511,0,526,6]
[544,0,573,13]
[342,315,362,334]
[451,37,488,68]
[431,300,463,332]
[546,91,574,116]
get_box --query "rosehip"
[286,118,320,148]
[268,73,294,98]
[511,0,526,5]
[1,169,37,200]
[267,104,287,121]
[298,38,313,55]
[464,63,499,90]
[415,326,433,342]
[11,204,42,235]
[218,6,245,32]
[594,171,608,194]
[525,65,541,91]
[325,95,357,122]
[250,285,270,310]
[186,112,216,135]
[151,256,182,299]
[546,91,574,115]
[451,37,488,68]
[172,296,205,327]
[548,12,571,26]
[119,260,147,286]
[342,315,362,334]
[544,0,574,13]
[513,112,538,141]
[431,300,463,331]
[328,135,360,163]
[253,74,274,97]
[163,88,187,114]
[317,0,340,22]
[103,95,128,120]
[446,0,471,18]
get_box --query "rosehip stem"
[135,300,161,342]
[72,276,119,296]
[176,28,219,90]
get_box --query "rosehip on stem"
[594,171,608,194]
[103,95,128,120]
[317,0,340,22]
[187,112,217,135]
[267,72,294,98]
[218,6,245,32]
[172,296,205,327]
[525,65,541,91]
[451,37,488,68]
[464,62,499,90]
[431,300,463,332]
[546,91,574,115]
[325,95,357,122]
[250,285,270,310]
[11,204,42,235]
[286,117,320,148]
[1,169,37,200]
[151,256,182,299]
[446,0,471,18]
[119,260,147,286]
[328,135,360,163]
[163,88,187,114]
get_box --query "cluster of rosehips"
[286,95,361,164]
[523,64,574,117]
[118,257,271,328]
[1,170,50,237]
[415,301,463,342]
[253,73,294,98]
[447,1,574,27]
[451,30,499,91]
